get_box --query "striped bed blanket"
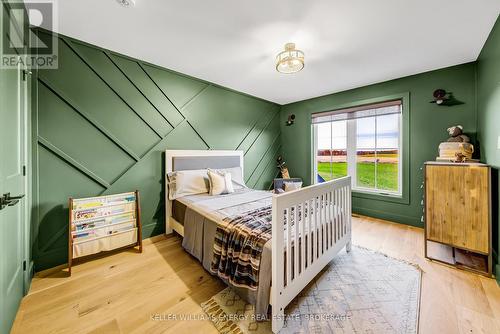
[210,204,316,290]
[210,205,273,290]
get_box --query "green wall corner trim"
[245,125,280,182]
[237,107,279,153]
[477,15,500,278]
[32,29,281,271]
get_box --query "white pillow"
[167,169,209,200]
[284,181,302,192]
[208,169,235,195]
[216,166,245,189]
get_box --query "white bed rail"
[271,177,352,333]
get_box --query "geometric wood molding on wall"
[33,29,281,271]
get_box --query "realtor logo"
[1,0,58,69]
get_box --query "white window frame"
[312,103,403,198]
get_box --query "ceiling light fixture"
[276,43,304,74]
[116,0,135,7]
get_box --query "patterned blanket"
[210,200,327,290]
[211,205,273,290]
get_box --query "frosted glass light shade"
[276,43,304,74]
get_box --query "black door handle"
[3,193,25,201]
[0,193,25,210]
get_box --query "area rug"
[201,246,421,334]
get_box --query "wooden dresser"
[424,162,492,276]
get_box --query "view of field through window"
[316,113,400,193]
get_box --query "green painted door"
[0,17,27,334]
[0,64,26,333]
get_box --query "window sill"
[352,189,409,205]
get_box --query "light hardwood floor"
[12,215,500,334]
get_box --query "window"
[312,100,402,196]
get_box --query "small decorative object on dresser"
[68,191,143,275]
[424,162,492,276]
[446,125,470,142]
[436,125,476,162]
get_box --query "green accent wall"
[280,63,478,227]
[477,15,500,280]
[32,30,281,271]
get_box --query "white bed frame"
[165,150,352,333]
[165,149,245,235]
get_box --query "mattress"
[174,188,272,223]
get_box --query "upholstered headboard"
[164,150,244,234]
[172,155,242,172]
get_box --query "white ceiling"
[40,0,499,104]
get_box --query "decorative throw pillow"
[167,169,209,200]
[208,169,235,195]
[284,181,303,192]
[216,167,246,189]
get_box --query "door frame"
[22,61,32,293]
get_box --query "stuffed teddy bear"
[447,125,470,143]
